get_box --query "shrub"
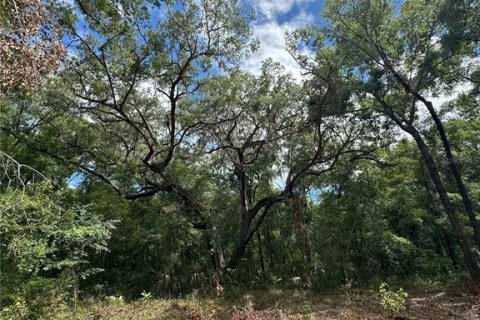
[379,282,408,313]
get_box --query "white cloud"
[241,10,314,80]
[246,0,314,20]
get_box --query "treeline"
[1,0,479,317]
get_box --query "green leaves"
[0,188,115,275]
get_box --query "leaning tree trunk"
[379,54,480,249]
[420,98,480,249]
[409,126,480,280]
[379,99,480,281]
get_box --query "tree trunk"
[378,98,480,280]
[257,232,266,273]
[409,126,480,280]
[228,213,251,269]
[378,54,480,248]
[266,228,277,270]
[421,99,480,249]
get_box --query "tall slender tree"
[290,0,480,280]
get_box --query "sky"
[64,0,469,193]
[235,0,325,191]
[240,0,324,79]
[65,0,326,188]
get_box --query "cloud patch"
[241,8,314,79]
[246,0,314,20]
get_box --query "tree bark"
[378,52,480,248]
[408,124,480,280]
[229,210,252,268]
[227,196,283,269]
[377,99,480,280]
[421,99,480,249]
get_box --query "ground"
[52,288,480,320]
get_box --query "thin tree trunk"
[379,54,480,248]
[378,99,480,280]
[257,232,266,273]
[266,228,277,270]
[409,126,480,280]
[421,99,480,249]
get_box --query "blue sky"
[240,0,324,78]
[65,0,325,78]
[65,0,326,189]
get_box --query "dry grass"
[52,288,480,320]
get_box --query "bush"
[379,282,408,313]
[0,188,115,317]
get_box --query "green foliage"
[0,186,115,317]
[1,189,114,274]
[140,291,152,301]
[1,0,479,312]
[379,283,408,313]
[0,296,29,320]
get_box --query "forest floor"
[58,288,480,320]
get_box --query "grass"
[44,287,480,320]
